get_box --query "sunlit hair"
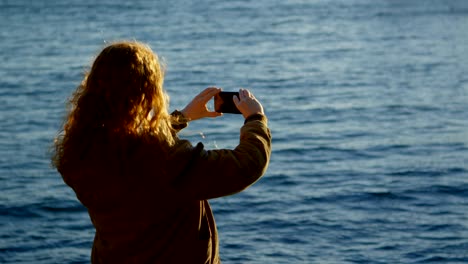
[52,41,178,169]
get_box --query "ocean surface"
[1,0,468,263]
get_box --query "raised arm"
[172,88,271,200]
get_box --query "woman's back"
[61,133,220,263]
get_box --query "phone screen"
[214,92,241,114]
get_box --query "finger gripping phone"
[214,92,241,114]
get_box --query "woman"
[52,41,271,263]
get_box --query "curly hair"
[52,41,178,170]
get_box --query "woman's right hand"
[233,88,265,119]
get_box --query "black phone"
[214,91,241,114]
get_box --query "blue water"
[1,0,468,263]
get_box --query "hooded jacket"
[59,113,271,264]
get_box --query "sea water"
[1,0,468,263]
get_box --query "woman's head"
[85,41,168,133]
[53,41,176,169]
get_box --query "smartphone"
[214,91,241,114]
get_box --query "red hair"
[53,41,178,170]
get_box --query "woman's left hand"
[181,87,223,121]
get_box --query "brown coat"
[60,114,272,264]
